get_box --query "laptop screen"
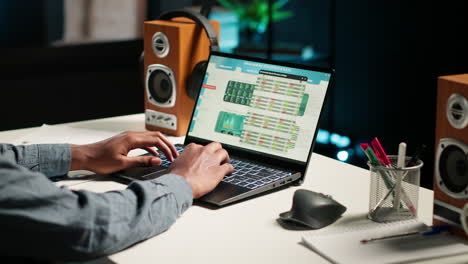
[187,53,331,163]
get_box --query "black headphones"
[142,9,219,100]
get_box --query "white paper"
[302,218,468,264]
[13,124,115,145]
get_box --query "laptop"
[116,51,334,206]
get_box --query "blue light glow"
[337,136,351,148]
[316,129,330,144]
[330,133,341,145]
[209,10,239,53]
[328,133,351,148]
[337,150,349,162]
[315,130,352,149]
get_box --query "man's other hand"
[70,131,179,174]
[168,142,234,198]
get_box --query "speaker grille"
[146,64,176,108]
[152,32,169,58]
[447,93,468,129]
[148,70,173,103]
[436,138,468,198]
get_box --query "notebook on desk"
[302,218,468,264]
[116,51,334,206]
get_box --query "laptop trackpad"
[200,182,249,205]
[116,166,168,181]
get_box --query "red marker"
[371,137,391,166]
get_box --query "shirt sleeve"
[0,157,193,262]
[0,143,71,177]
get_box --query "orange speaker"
[143,10,219,136]
[433,74,468,238]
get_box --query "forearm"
[0,158,192,261]
[82,174,193,258]
[0,143,70,177]
[70,144,91,171]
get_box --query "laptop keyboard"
[156,144,293,190]
[158,144,186,168]
[224,159,293,189]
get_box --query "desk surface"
[0,114,466,264]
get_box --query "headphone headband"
[159,9,219,52]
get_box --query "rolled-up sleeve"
[0,156,193,262]
[0,143,71,177]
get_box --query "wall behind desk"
[0,0,194,133]
[0,41,144,131]
[332,1,468,189]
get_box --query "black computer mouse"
[277,189,347,230]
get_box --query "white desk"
[0,114,466,264]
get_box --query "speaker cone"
[146,64,176,108]
[148,70,173,103]
[440,145,468,193]
[436,138,468,197]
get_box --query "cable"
[200,0,213,18]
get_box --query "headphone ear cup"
[139,51,145,87]
[187,61,208,100]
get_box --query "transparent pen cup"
[368,156,423,223]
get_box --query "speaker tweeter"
[447,93,468,129]
[152,32,170,58]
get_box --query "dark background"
[1,0,467,189]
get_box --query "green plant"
[218,0,293,34]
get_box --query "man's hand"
[70,131,178,174]
[168,142,234,198]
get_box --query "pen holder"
[368,156,423,223]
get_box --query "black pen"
[406,144,426,166]
[360,225,450,244]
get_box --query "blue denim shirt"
[0,144,192,262]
